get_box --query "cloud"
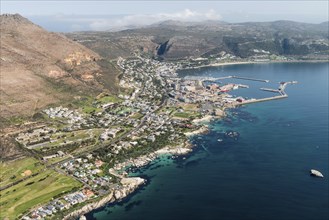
[30,9,221,32]
[89,9,221,31]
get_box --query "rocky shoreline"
[192,115,214,124]
[184,125,209,137]
[63,177,145,220]
[62,127,207,219]
[111,140,197,173]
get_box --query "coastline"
[62,177,145,220]
[184,125,210,137]
[191,113,226,125]
[57,59,328,219]
[76,61,326,218]
[63,125,209,219]
[178,59,329,70]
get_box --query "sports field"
[0,157,44,188]
[0,169,82,219]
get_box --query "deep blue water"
[87,62,328,220]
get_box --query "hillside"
[0,14,119,122]
[66,20,329,60]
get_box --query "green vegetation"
[82,105,102,114]
[8,116,27,125]
[159,106,177,114]
[70,94,122,114]
[0,157,44,188]
[94,132,176,165]
[0,170,82,219]
[130,112,144,119]
[69,96,101,114]
[45,155,72,165]
[116,107,134,115]
[98,95,122,104]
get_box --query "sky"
[1,0,328,32]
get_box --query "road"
[47,96,168,168]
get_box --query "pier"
[260,88,280,93]
[236,94,288,106]
[237,81,297,105]
[232,76,270,83]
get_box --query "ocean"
[87,62,328,220]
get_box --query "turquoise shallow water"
[87,62,328,220]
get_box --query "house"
[57,151,65,157]
[95,160,104,167]
[82,188,95,198]
[206,84,219,91]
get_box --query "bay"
[87,62,328,220]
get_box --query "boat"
[310,169,324,178]
[217,139,223,142]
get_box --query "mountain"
[67,20,329,60]
[0,14,119,121]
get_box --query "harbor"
[88,62,328,220]
[237,81,297,105]
[185,74,297,106]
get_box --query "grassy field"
[76,94,122,114]
[130,112,144,119]
[0,157,44,188]
[98,95,122,104]
[82,105,102,114]
[0,170,82,219]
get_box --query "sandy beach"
[179,59,329,70]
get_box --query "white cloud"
[89,9,221,31]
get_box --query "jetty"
[260,88,280,93]
[237,81,297,106]
[232,76,270,83]
[236,95,288,106]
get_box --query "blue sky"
[1,1,328,32]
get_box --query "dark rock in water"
[149,164,163,170]
[184,159,200,167]
[125,200,143,211]
[225,130,240,139]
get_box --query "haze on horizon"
[1,0,328,32]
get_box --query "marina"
[238,81,297,105]
[190,74,297,106]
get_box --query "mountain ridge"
[0,14,118,121]
[67,19,329,60]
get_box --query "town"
[3,55,295,220]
